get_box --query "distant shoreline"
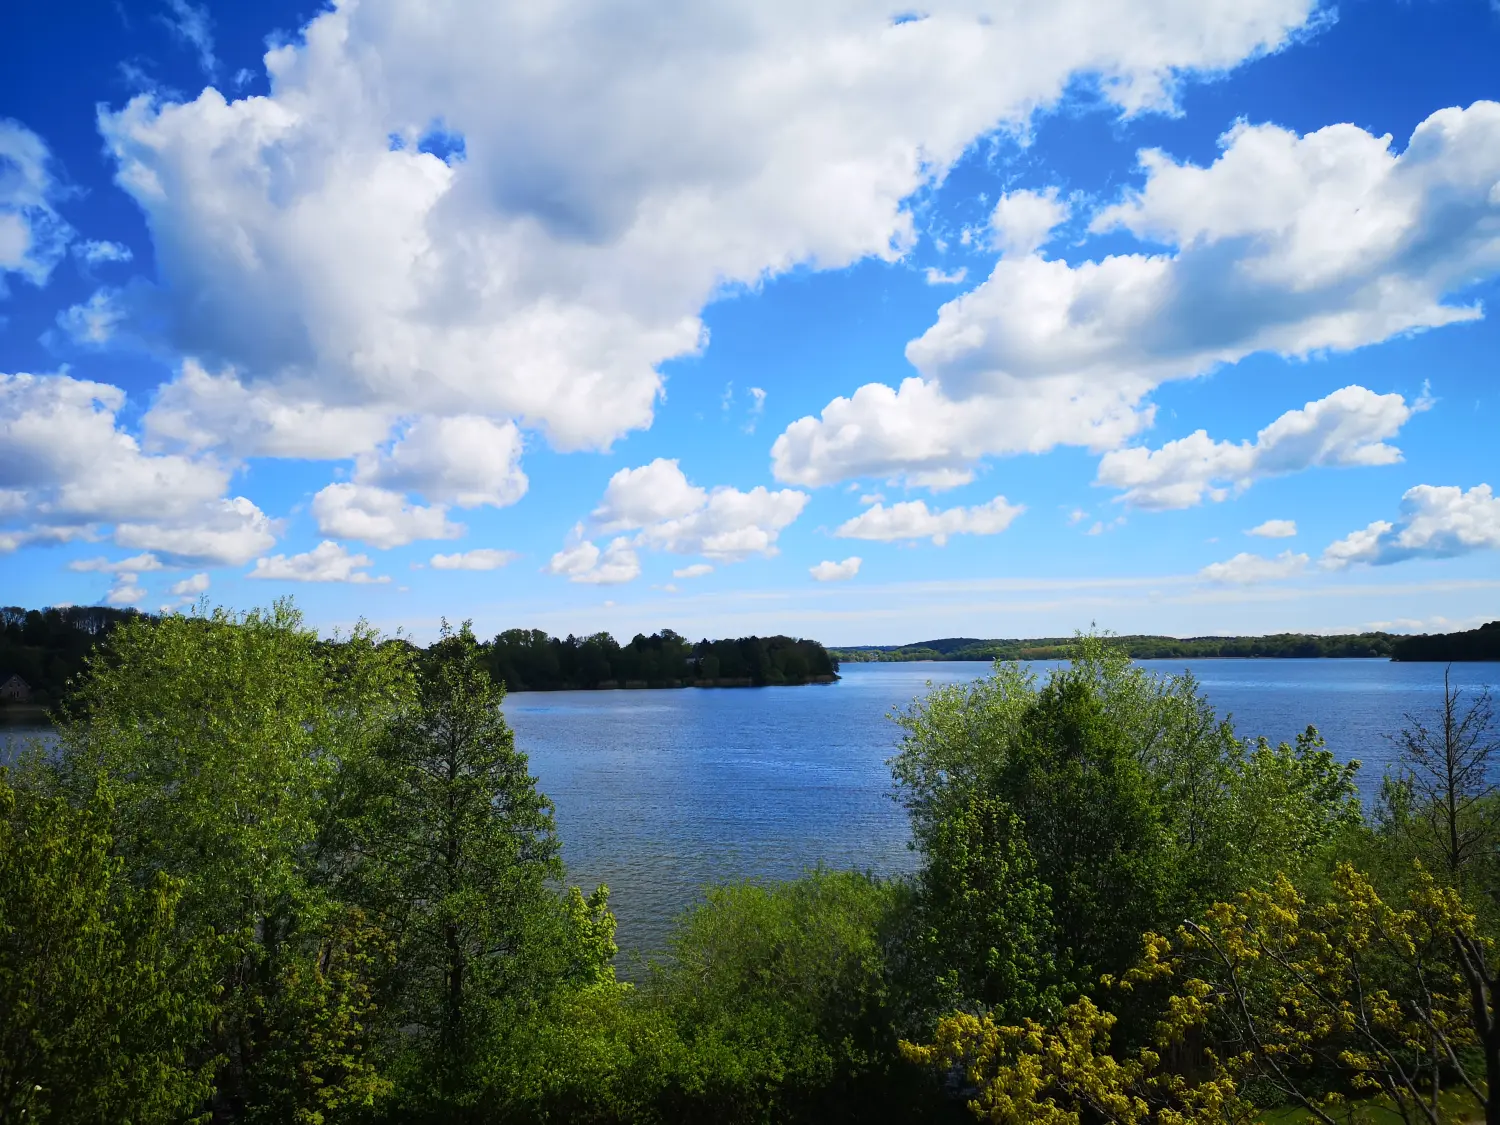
[832,624,1500,664]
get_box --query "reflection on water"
[4,658,1497,955]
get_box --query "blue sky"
[1,0,1496,644]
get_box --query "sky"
[0,0,1497,645]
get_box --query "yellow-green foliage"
[0,774,220,1123]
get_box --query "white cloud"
[105,572,147,606]
[94,0,1318,461]
[544,534,640,586]
[358,415,527,508]
[0,372,227,523]
[673,563,714,579]
[775,102,1500,489]
[591,458,807,562]
[69,553,164,574]
[1322,484,1500,569]
[311,483,461,549]
[73,240,134,264]
[430,548,518,570]
[0,372,276,566]
[772,373,1143,489]
[835,494,1024,545]
[924,266,968,285]
[161,0,217,76]
[58,292,127,345]
[810,556,861,582]
[249,540,387,583]
[593,459,707,531]
[990,188,1070,257]
[1097,385,1420,509]
[1247,519,1297,538]
[115,497,278,565]
[1199,550,1310,584]
[169,572,211,597]
[144,361,393,460]
[744,387,767,434]
[0,120,71,291]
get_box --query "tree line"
[4,605,1500,1123]
[0,607,837,705]
[0,605,141,704]
[486,628,838,690]
[834,626,1499,662]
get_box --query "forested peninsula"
[0,606,835,704]
[833,624,1500,663]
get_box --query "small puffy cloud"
[430,548,518,570]
[673,563,713,579]
[105,572,147,606]
[923,266,967,285]
[72,240,133,265]
[593,459,707,531]
[990,188,1069,257]
[744,387,767,433]
[1247,519,1297,538]
[1322,521,1394,570]
[249,540,387,583]
[0,120,72,290]
[115,497,278,565]
[590,459,807,563]
[544,534,640,586]
[1199,550,1310,584]
[69,553,163,573]
[835,494,1023,545]
[777,103,1500,490]
[1097,386,1420,510]
[169,572,211,597]
[311,483,461,549]
[810,556,861,582]
[57,292,127,345]
[1322,484,1500,569]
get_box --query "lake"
[5,658,1499,958]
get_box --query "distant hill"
[830,632,1402,662]
[1391,621,1500,662]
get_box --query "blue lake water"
[5,658,1498,956]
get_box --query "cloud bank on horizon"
[0,0,1495,639]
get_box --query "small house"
[0,674,33,703]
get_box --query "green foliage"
[634,870,945,1124]
[893,635,1363,1021]
[914,792,1057,1022]
[349,620,622,1117]
[0,772,219,1123]
[51,600,415,1122]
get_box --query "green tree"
[892,636,1361,1019]
[52,601,414,1122]
[355,621,593,1112]
[0,773,219,1123]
